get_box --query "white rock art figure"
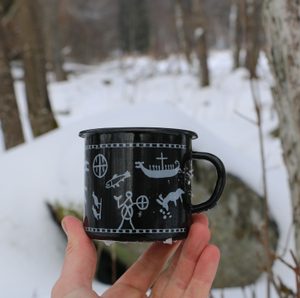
[135,152,180,178]
[92,154,108,178]
[114,191,149,230]
[105,171,131,189]
[92,205,101,220]
[93,192,102,209]
[92,192,102,220]
[156,188,185,212]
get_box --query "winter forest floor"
[0,51,294,297]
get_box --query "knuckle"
[65,241,75,256]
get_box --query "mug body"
[80,127,197,242]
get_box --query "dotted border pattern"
[85,143,187,150]
[85,227,186,234]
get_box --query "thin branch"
[289,250,300,297]
[234,109,258,125]
[291,250,300,268]
[250,78,272,298]
[277,255,295,271]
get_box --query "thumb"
[53,216,97,295]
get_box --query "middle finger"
[160,221,211,298]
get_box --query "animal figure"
[156,188,185,211]
[92,192,102,209]
[105,171,131,189]
[92,205,101,220]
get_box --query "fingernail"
[61,219,68,235]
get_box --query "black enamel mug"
[79,127,226,242]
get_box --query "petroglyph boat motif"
[135,152,180,178]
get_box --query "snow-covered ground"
[0,51,293,297]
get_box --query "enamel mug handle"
[191,151,226,213]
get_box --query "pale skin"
[52,214,220,298]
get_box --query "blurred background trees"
[118,0,150,54]
[0,0,264,75]
[1,0,263,148]
[1,0,252,150]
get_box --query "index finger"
[184,244,220,297]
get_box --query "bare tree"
[118,0,150,53]
[264,0,300,258]
[192,0,210,86]
[175,0,193,64]
[17,0,58,137]
[62,0,119,63]
[39,0,67,81]
[147,0,179,58]
[231,0,245,69]
[176,0,210,86]
[0,3,24,149]
[245,0,262,78]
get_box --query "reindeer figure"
[156,188,185,211]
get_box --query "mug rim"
[79,127,198,139]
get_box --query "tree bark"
[0,7,25,149]
[17,0,58,137]
[263,0,300,258]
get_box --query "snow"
[0,51,294,297]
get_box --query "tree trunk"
[0,7,25,149]
[175,0,193,64]
[231,0,244,69]
[118,0,150,54]
[17,0,58,137]
[176,0,210,85]
[263,0,300,258]
[245,0,262,78]
[39,0,67,81]
[192,0,210,86]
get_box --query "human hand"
[52,214,220,298]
